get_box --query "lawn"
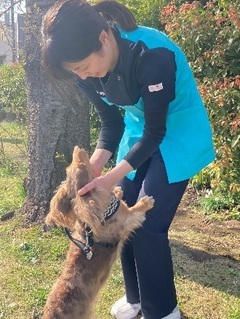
[0,122,239,319]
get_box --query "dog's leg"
[112,186,124,200]
[129,196,155,213]
[120,196,154,241]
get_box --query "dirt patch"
[133,188,240,319]
[169,187,240,319]
[171,187,240,261]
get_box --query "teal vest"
[107,26,215,183]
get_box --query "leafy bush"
[160,0,240,214]
[119,0,163,29]
[117,0,207,30]
[0,63,27,122]
[93,0,177,30]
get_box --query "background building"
[0,12,25,65]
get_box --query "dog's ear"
[57,192,71,214]
[46,185,71,226]
[65,164,90,199]
[75,165,90,190]
[72,146,90,166]
[52,185,71,215]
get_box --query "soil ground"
[135,187,240,319]
[170,188,240,319]
[173,187,239,261]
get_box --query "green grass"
[0,122,27,217]
[0,122,239,319]
[0,221,68,318]
[1,214,239,319]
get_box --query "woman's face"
[64,30,119,80]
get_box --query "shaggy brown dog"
[42,146,154,319]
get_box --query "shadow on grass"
[0,137,24,145]
[135,310,190,319]
[171,240,240,298]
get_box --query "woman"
[42,1,215,318]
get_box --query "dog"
[42,146,154,319]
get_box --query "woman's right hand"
[90,163,102,177]
[79,159,133,196]
[89,148,113,177]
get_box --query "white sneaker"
[111,295,141,319]
[140,305,181,319]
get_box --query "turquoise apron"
[104,26,215,183]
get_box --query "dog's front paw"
[113,186,124,199]
[139,196,155,211]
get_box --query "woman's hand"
[78,174,113,195]
[89,149,112,177]
[78,159,133,196]
[90,164,102,178]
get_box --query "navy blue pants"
[118,150,188,319]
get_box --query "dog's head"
[45,146,115,233]
[65,146,94,198]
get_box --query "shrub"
[0,63,27,122]
[160,0,240,214]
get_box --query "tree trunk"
[20,0,90,224]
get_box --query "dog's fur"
[42,146,154,319]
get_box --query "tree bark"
[20,0,90,224]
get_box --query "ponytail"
[94,0,137,32]
[42,0,138,80]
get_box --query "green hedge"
[0,63,27,122]
[160,0,240,216]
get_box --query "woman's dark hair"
[42,0,137,80]
[94,1,137,31]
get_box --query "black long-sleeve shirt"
[77,29,176,169]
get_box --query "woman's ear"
[99,30,109,44]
